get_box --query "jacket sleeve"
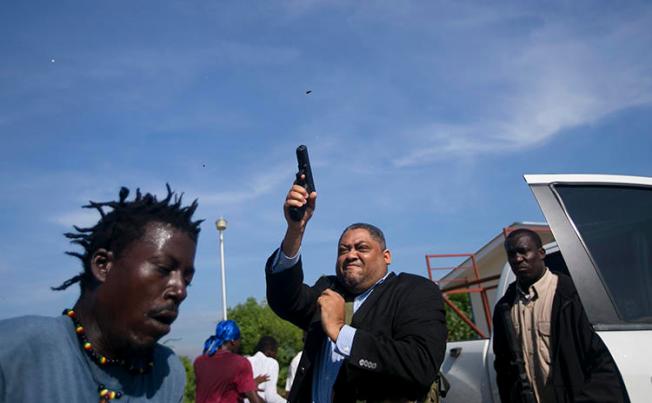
[570,294,630,403]
[346,278,447,390]
[265,251,322,330]
[492,300,516,403]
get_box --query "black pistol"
[289,145,316,222]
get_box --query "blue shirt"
[271,248,391,403]
[0,315,186,402]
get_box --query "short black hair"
[254,336,278,354]
[52,185,203,292]
[339,223,387,250]
[504,228,543,249]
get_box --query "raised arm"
[266,178,319,330]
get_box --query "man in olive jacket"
[266,180,447,402]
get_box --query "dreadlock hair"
[52,184,203,293]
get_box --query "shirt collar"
[355,271,391,301]
[516,267,551,302]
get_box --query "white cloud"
[50,210,100,229]
[196,163,292,206]
[391,4,652,167]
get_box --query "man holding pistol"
[265,178,447,402]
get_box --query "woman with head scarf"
[194,320,264,403]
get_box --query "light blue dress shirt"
[271,248,390,403]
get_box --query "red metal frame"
[427,224,553,340]
[441,294,487,338]
[427,253,494,338]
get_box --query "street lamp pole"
[215,217,228,320]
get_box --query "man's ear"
[384,249,392,265]
[90,249,114,283]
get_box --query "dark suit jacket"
[266,252,447,403]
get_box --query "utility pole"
[215,217,228,320]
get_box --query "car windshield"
[555,184,652,324]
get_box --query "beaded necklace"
[63,309,155,401]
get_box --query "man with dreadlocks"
[0,185,201,402]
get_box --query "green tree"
[229,297,304,390]
[445,292,479,341]
[179,355,196,403]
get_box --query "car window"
[554,185,652,324]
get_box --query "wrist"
[327,322,345,342]
[286,223,305,237]
[282,226,304,254]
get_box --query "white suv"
[523,174,652,402]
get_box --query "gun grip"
[289,204,307,222]
[289,171,308,221]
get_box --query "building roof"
[432,222,554,292]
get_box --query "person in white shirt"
[247,336,286,403]
[285,351,302,394]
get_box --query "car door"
[525,174,652,402]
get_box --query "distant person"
[0,185,201,402]
[246,336,286,403]
[265,178,447,402]
[284,350,302,395]
[493,228,630,402]
[194,320,263,403]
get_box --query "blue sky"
[2,1,651,357]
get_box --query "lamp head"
[215,217,228,231]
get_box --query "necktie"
[345,301,354,325]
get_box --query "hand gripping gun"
[288,145,316,222]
